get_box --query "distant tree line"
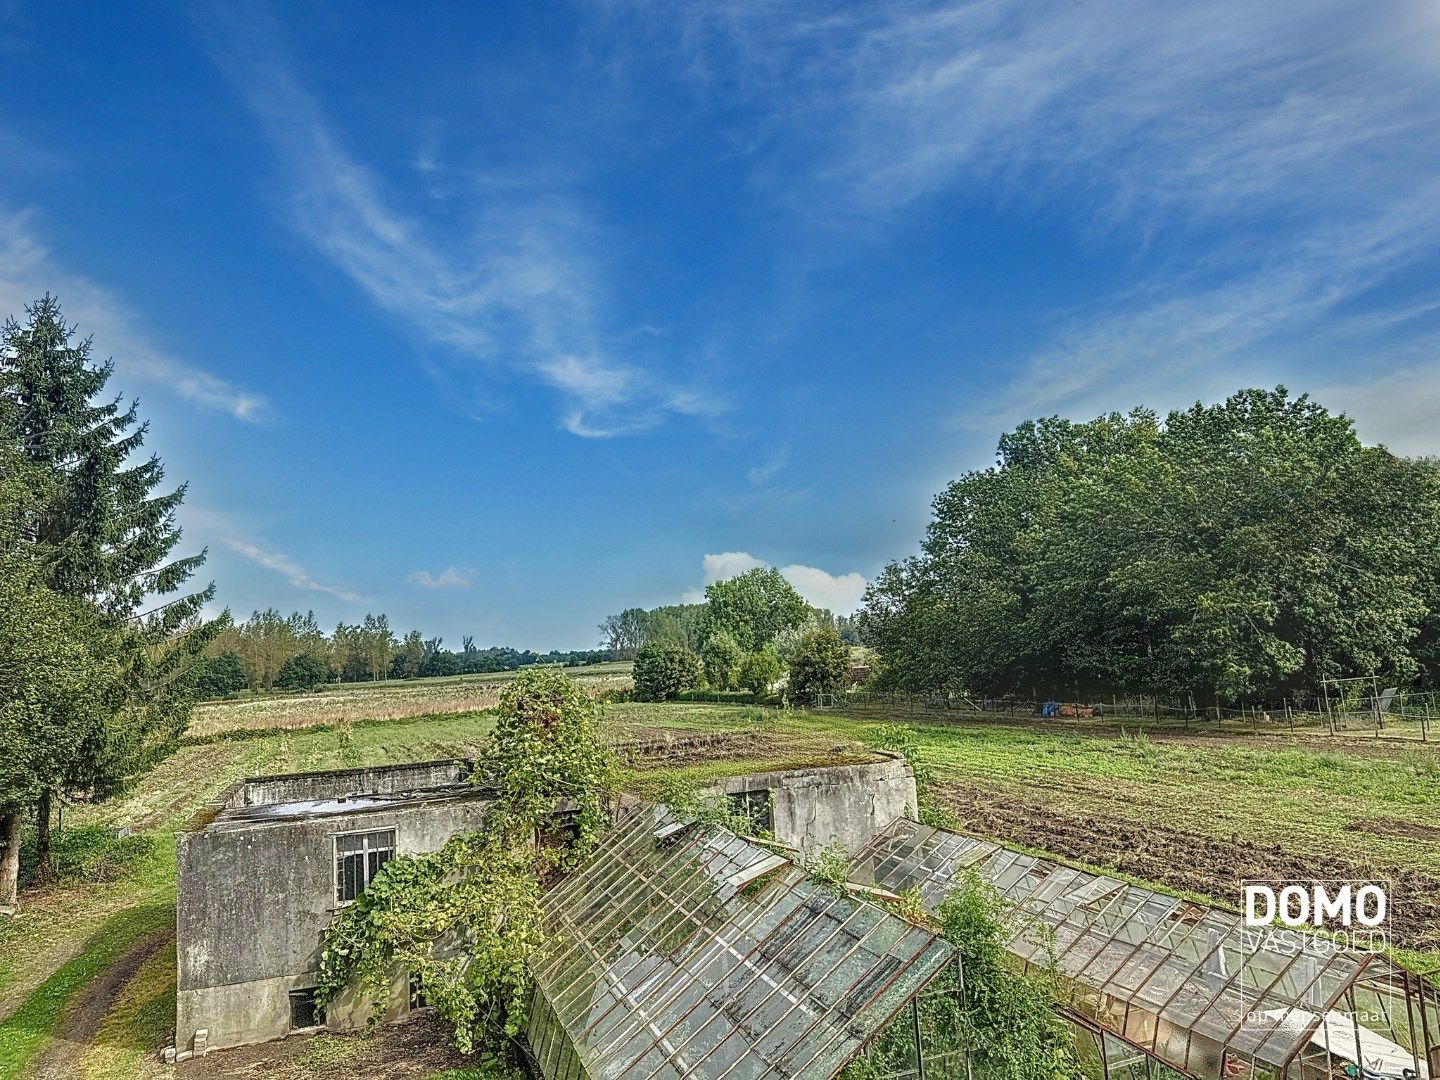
[602,568,858,702]
[1,298,218,908]
[194,609,610,698]
[861,388,1440,705]
[598,598,862,661]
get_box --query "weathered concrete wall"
[178,755,914,1056]
[710,753,917,859]
[233,759,471,809]
[176,791,492,1053]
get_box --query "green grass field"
[188,662,631,737]
[4,680,1439,1077]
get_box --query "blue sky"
[2,1,1439,649]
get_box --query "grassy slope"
[6,695,1440,1076]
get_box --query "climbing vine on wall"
[315,667,613,1055]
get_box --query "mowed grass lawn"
[5,695,1440,1077]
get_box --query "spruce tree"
[1,296,217,883]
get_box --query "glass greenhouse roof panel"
[527,806,955,1080]
[845,819,1438,1076]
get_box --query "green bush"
[737,646,783,696]
[276,651,334,692]
[193,651,248,699]
[699,630,744,691]
[632,642,703,702]
[788,627,851,699]
[19,824,155,886]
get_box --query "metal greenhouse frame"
[847,819,1440,1080]
[524,806,956,1080]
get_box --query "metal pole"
[912,996,924,1080]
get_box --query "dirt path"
[178,1011,474,1079]
[21,928,173,1080]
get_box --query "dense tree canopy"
[738,645,783,696]
[0,455,122,906]
[275,652,333,692]
[199,615,610,699]
[192,650,247,699]
[700,567,811,653]
[699,629,744,691]
[863,388,1440,702]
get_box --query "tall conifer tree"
[1,296,216,882]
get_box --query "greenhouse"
[523,806,956,1080]
[847,819,1440,1080]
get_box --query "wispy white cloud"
[199,5,723,438]
[0,208,269,422]
[682,550,868,612]
[221,536,365,603]
[618,0,1440,445]
[188,506,364,603]
[968,184,1440,430]
[746,443,790,486]
[642,0,1439,227]
[409,566,475,590]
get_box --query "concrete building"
[175,760,494,1056]
[173,751,918,1058]
[709,752,916,859]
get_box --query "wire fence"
[810,687,1435,743]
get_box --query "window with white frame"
[334,828,396,904]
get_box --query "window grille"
[334,828,396,904]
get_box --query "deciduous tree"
[788,627,851,700]
[632,641,703,701]
[700,567,809,653]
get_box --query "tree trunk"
[34,789,53,884]
[0,809,20,910]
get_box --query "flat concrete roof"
[204,783,494,833]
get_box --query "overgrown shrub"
[841,872,1080,1080]
[632,642,703,702]
[316,667,612,1055]
[788,626,851,699]
[936,874,1080,1078]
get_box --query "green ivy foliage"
[315,667,613,1055]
